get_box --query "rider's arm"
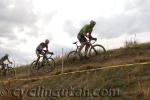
[83,25,94,39]
[85,33,89,38]
[88,32,97,41]
[88,28,94,39]
[88,32,92,38]
[46,44,48,51]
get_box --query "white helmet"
[45,39,49,44]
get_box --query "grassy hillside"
[0,42,150,100]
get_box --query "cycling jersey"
[36,42,48,51]
[0,55,8,62]
[78,24,93,36]
[0,55,9,65]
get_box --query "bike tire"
[6,67,16,77]
[89,44,106,56]
[0,69,4,77]
[41,58,55,73]
[67,51,80,63]
[30,60,38,74]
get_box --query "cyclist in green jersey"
[77,20,97,58]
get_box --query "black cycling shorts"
[36,49,42,53]
[36,49,45,56]
[77,34,87,43]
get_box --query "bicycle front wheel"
[0,69,4,77]
[42,58,55,73]
[89,44,106,56]
[6,67,16,77]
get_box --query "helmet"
[45,39,49,44]
[90,20,96,25]
[5,54,9,57]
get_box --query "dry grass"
[124,40,138,48]
[0,42,150,100]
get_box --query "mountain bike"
[67,39,106,62]
[30,50,55,74]
[0,63,16,77]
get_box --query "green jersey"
[78,24,93,36]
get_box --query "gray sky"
[0,0,150,65]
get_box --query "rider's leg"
[78,42,86,56]
[1,63,5,70]
[41,51,45,66]
[1,63,6,76]
[85,43,90,57]
[36,56,40,65]
[77,34,87,56]
[36,50,41,66]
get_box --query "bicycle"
[0,63,16,77]
[67,39,106,62]
[30,50,55,74]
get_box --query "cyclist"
[35,39,53,66]
[0,54,12,70]
[77,20,97,58]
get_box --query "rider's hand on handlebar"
[88,36,97,41]
[48,52,54,55]
[43,50,48,52]
[89,37,97,41]
[93,38,97,41]
[88,36,93,40]
[51,52,54,55]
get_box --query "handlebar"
[73,38,97,47]
[43,50,54,56]
[87,38,97,44]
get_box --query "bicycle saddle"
[73,41,78,44]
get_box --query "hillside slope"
[0,42,150,100]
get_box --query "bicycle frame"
[72,42,80,52]
[39,50,53,63]
[0,63,15,77]
[73,39,97,51]
[87,39,97,46]
[31,50,55,74]
[0,63,13,69]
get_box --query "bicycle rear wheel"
[30,60,39,75]
[67,51,80,63]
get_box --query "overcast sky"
[0,0,150,65]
